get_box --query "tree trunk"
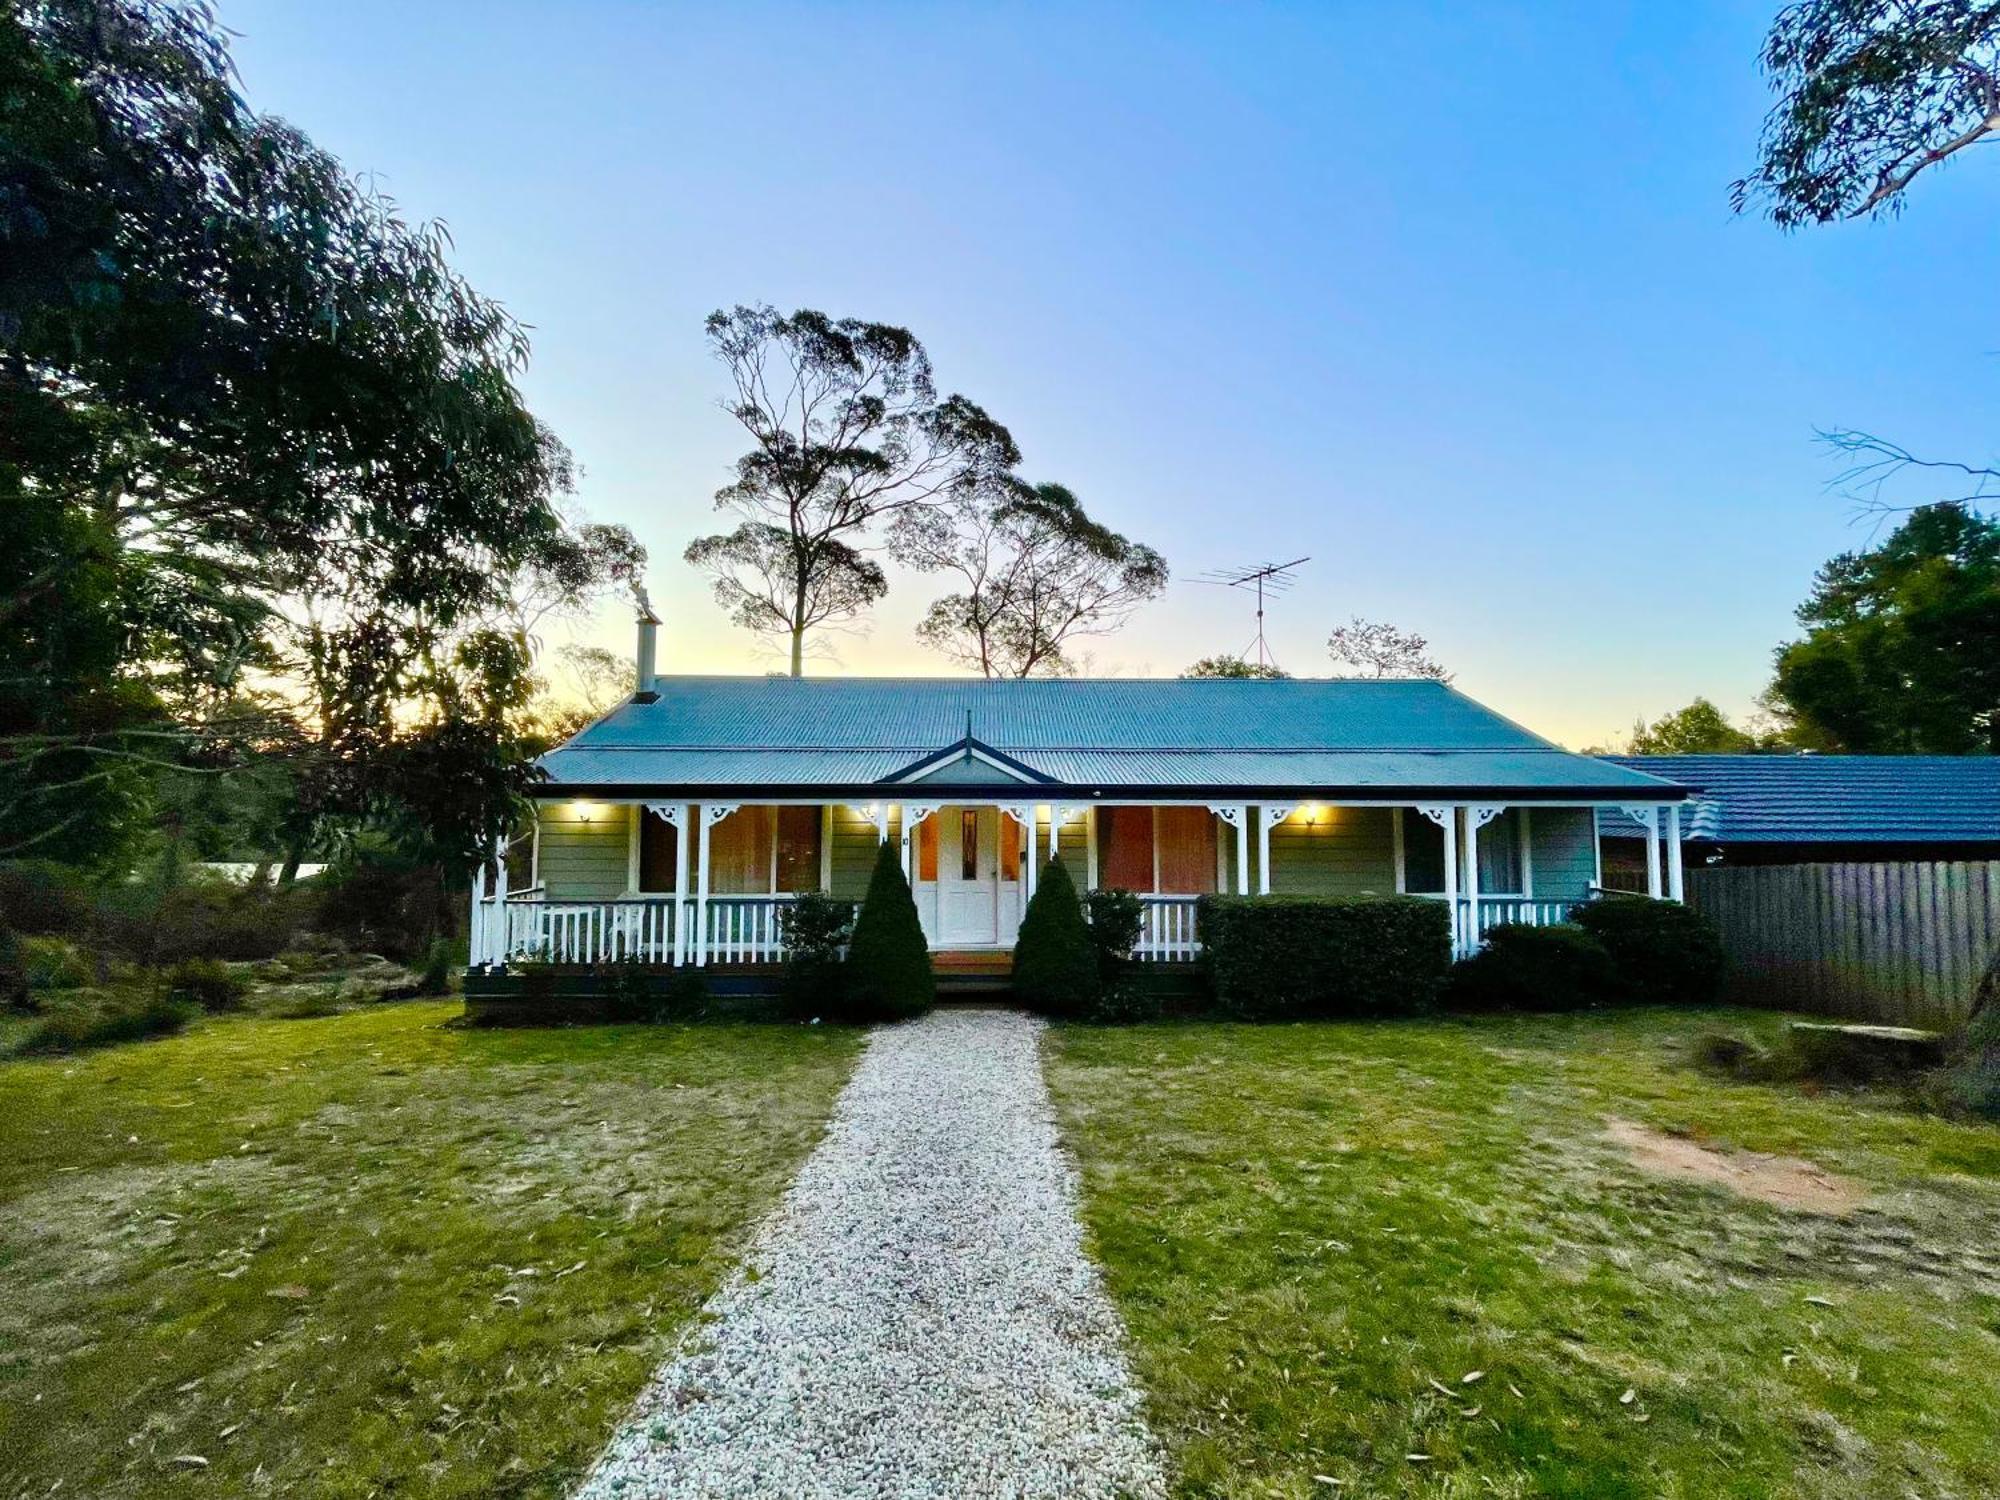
[789,628,804,677]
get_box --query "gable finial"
[965,708,972,741]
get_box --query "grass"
[0,1001,863,1499]
[1046,1007,2000,1500]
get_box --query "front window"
[1099,806,1218,894]
[639,806,824,894]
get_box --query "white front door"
[938,806,1000,946]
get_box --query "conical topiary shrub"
[841,841,935,1023]
[1012,857,1098,1017]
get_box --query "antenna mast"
[1194,557,1310,671]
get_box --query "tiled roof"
[1598,755,2000,844]
[536,677,1684,798]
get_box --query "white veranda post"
[1625,805,1663,899]
[1416,807,1459,956]
[1666,803,1685,902]
[492,833,510,962]
[469,860,489,967]
[1210,805,1250,895]
[695,804,739,967]
[1001,806,1035,898]
[645,804,689,966]
[1465,807,1503,951]
[902,805,940,882]
[1258,805,1296,896]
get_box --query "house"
[469,627,1692,975]
[1595,754,2000,888]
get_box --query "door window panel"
[918,814,939,881]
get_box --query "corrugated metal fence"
[1686,861,2000,1027]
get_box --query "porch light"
[1300,802,1328,826]
[572,800,606,824]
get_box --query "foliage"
[1084,887,1145,980]
[896,480,1167,676]
[1736,0,2000,225]
[414,938,455,998]
[596,954,659,1021]
[94,868,310,965]
[1180,655,1290,679]
[0,927,25,1009]
[1013,859,1100,1017]
[840,842,934,1022]
[1574,896,1728,1005]
[1047,1009,2000,1498]
[0,1002,862,1496]
[10,993,197,1056]
[1197,894,1451,1020]
[1767,503,2000,752]
[21,936,90,991]
[313,846,449,963]
[1325,616,1451,680]
[779,890,855,1020]
[1627,696,1763,754]
[686,305,1020,674]
[1080,979,1164,1025]
[1447,923,1623,1013]
[1933,953,2000,1118]
[164,957,248,1012]
[2,0,583,874]
[0,860,95,935]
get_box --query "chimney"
[634,605,660,698]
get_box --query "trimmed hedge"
[1446,923,1620,1013]
[1014,860,1099,1018]
[1574,895,1726,1005]
[841,842,934,1023]
[778,891,855,1021]
[1197,894,1451,1020]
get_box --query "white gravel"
[574,1007,1167,1500]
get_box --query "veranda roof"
[538,677,1684,803]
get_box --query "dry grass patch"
[1047,1008,2000,1500]
[0,1002,862,1499]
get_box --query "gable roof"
[537,676,1684,800]
[1599,755,2000,845]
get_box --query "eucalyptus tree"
[1325,618,1451,681]
[895,481,1167,677]
[1735,0,2000,225]
[2,0,577,874]
[686,305,1020,674]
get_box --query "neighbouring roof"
[1598,755,2000,845]
[535,676,1686,800]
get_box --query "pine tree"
[1012,857,1099,1017]
[841,841,935,1022]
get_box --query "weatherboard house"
[469,625,1693,975]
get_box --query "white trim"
[901,803,943,882]
[1623,804,1663,898]
[1592,807,1605,890]
[1256,803,1296,896]
[1085,807,1099,890]
[1666,802,1685,902]
[890,742,1043,784]
[819,804,834,892]
[1392,806,1407,893]
[539,794,1693,810]
[1520,807,1534,899]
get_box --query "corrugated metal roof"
[1598,755,2000,844]
[535,676,1682,797]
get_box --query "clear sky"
[224,0,1999,748]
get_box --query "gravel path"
[574,1007,1166,1500]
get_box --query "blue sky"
[225,1,2000,746]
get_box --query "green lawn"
[0,1002,862,1499]
[1046,1009,2000,1500]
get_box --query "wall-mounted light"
[1300,802,1328,827]
[573,800,605,824]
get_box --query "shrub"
[0,861,95,936]
[1198,894,1451,1021]
[779,891,855,1020]
[313,851,445,963]
[414,938,455,997]
[97,873,310,964]
[1447,923,1620,1013]
[166,957,250,1012]
[268,988,345,1020]
[0,928,26,1010]
[1014,860,1099,1018]
[1574,896,1725,1005]
[840,842,934,1023]
[1081,978,1163,1025]
[1693,1030,1767,1075]
[22,936,92,991]
[1085,888,1144,980]
[1929,966,2000,1120]
[597,954,656,1020]
[12,994,198,1056]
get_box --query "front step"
[932,950,1013,995]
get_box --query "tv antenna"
[1194,557,1310,671]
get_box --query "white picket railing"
[1134,895,1202,962]
[473,894,797,967]
[1472,897,1576,933]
